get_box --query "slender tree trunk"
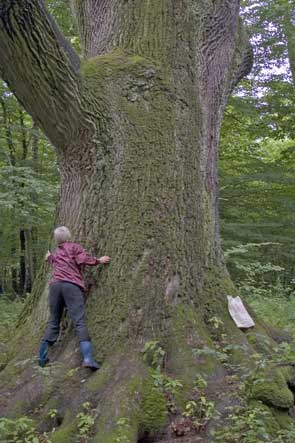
[18,107,31,296]
[0,95,19,296]
[0,95,16,166]
[29,123,40,289]
[283,6,295,84]
[19,108,28,161]
[19,229,26,296]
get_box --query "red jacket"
[48,242,100,289]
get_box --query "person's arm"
[74,244,110,266]
[45,250,55,264]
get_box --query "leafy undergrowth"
[0,416,51,443]
[0,297,24,349]
[226,244,295,338]
[0,402,96,443]
[247,294,295,338]
[213,402,295,443]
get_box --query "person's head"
[54,226,71,244]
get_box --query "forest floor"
[1,294,295,443]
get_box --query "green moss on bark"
[250,367,294,409]
[138,377,168,436]
[85,363,112,392]
[81,49,156,77]
[50,420,76,443]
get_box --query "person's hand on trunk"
[98,256,110,264]
[45,250,51,261]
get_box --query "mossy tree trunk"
[2,1,286,442]
[0,0,252,331]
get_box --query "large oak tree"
[2,1,292,442]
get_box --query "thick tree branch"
[0,0,83,148]
[231,19,253,90]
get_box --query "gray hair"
[54,226,71,244]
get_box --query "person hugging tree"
[38,226,110,370]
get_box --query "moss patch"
[50,418,76,443]
[250,367,294,409]
[93,418,137,443]
[86,363,112,392]
[138,377,168,436]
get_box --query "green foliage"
[183,397,216,429]
[0,297,24,355]
[150,370,183,397]
[213,402,274,443]
[220,114,295,287]
[142,340,165,370]
[227,248,295,337]
[273,342,295,364]
[0,1,78,299]
[220,0,295,286]
[142,340,183,404]
[214,401,295,443]
[192,345,228,364]
[0,297,24,332]
[76,402,96,441]
[46,0,80,52]
[141,341,194,433]
[177,373,218,430]
[0,416,51,443]
[207,316,225,330]
[194,374,208,390]
[114,418,132,443]
[0,81,58,298]
[248,293,295,336]
[226,243,288,296]
[48,409,58,420]
[140,380,168,435]
[274,427,295,443]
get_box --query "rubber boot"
[80,341,100,370]
[38,340,50,367]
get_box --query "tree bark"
[0,95,16,166]
[0,1,82,147]
[28,123,40,290]
[3,2,288,442]
[283,5,295,84]
[0,94,19,296]
[19,107,29,296]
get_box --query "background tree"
[0,81,58,297]
[220,0,295,288]
[0,0,74,298]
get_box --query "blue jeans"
[43,281,91,343]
